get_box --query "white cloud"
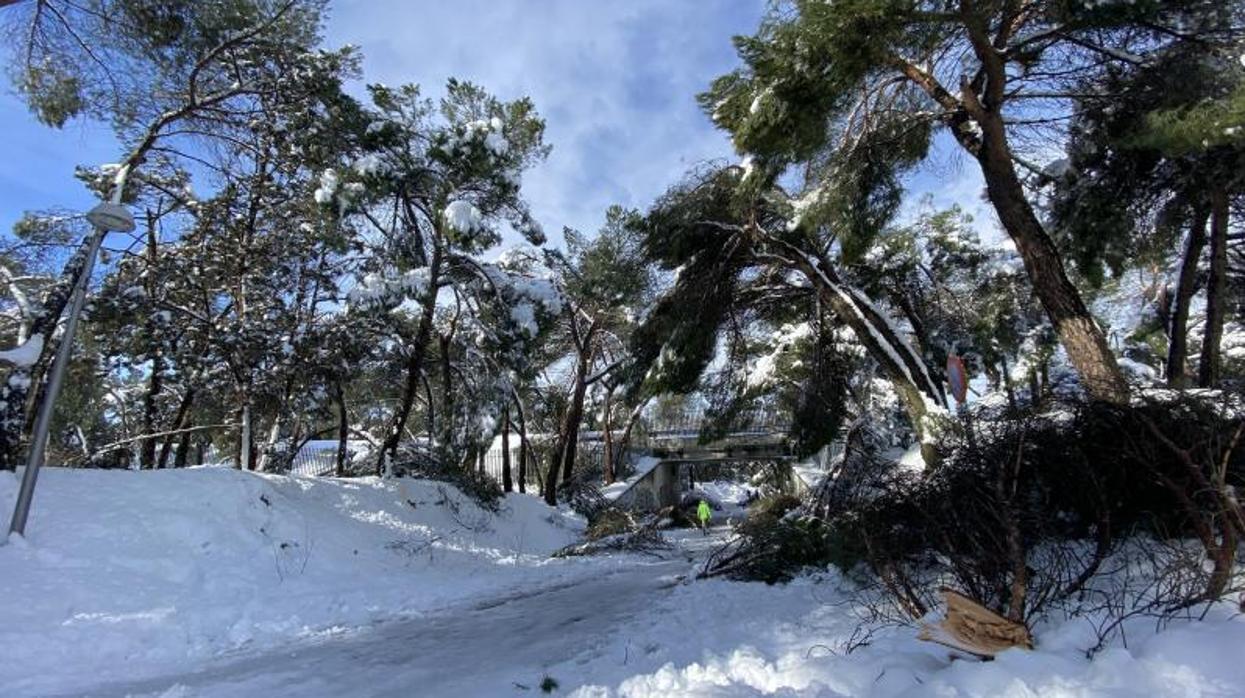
[326,0,763,245]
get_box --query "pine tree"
[698,0,1239,403]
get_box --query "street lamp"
[7,175,134,540]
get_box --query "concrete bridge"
[605,407,803,511]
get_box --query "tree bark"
[139,212,163,469]
[973,111,1129,404]
[156,387,195,469]
[1199,189,1229,388]
[438,332,455,461]
[334,381,348,477]
[900,38,1127,404]
[602,388,616,485]
[501,405,513,492]
[239,403,252,470]
[1167,208,1209,387]
[376,245,442,474]
[544,319,596,505]
[513,391,528,494]
[139,352,164,468]
[558,331,595,485]
[776,244,946,465]
[174,425,194,468]
[542,443,559,505]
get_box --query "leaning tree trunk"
[1167,208,1209,387]
[558,341,594,485]
[376,246,442,474]
[156,387,196,469]
[779,245,946,466]
[973,113,1129,404]
[1199,189,1229,388]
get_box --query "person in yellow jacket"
[697,499,712,534]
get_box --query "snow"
[883,443,928,474]
[510,300,538,336]
[804,253,944,413]
[443,199,483,233]
[601,455,662,501]
[1043,157,1072,179]
[2,468,1242,697]
[351,153,384,176]
[1222,323,1245,362]
[313,169,339,205]
[746,322,813,389]
[0,333,43,367]
[484,129,508,156]
[558,567,1245,697]
[0,466,589,695]
[347,268,431,307]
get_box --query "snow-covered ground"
[2,467,1243,697]
[563,570,1245,697]
[0,466,591,696]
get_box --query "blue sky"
[0,0,998,249]
[0,1,768,245]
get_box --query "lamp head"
[85,202,135,233]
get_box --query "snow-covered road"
[75,532,719,698]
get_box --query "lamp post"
[7,167,134,540]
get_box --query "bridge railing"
[631,405,791,448]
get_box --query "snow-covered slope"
[0,466,586,695]
[563,571,1245,697]
[4,467,1243,697]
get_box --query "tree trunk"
[501,405,513,492]
[1198,189,1229,388]
[334,381,349,477]
[617,396,649,461]
[255,415,282,472]
[542,435,560,505]
[376,246,442,474]
[139,212,164,469]
[1167,208,1209,387]
[602,389,616,485]
[782,248,946,465]
[999,356,1016,413]
[156,387,195,469]
[438,333,455,459]
[174,425,193,468]
[239,403,253,470]
[139,352,163,469]
[514,392,528,494]
[973,112,1128,404]
[558,341,593,485]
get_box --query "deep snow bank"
[0,466,585,695]
[563,572,1245,697]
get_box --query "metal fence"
[478,439,610,488]
[289,441,371,477]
